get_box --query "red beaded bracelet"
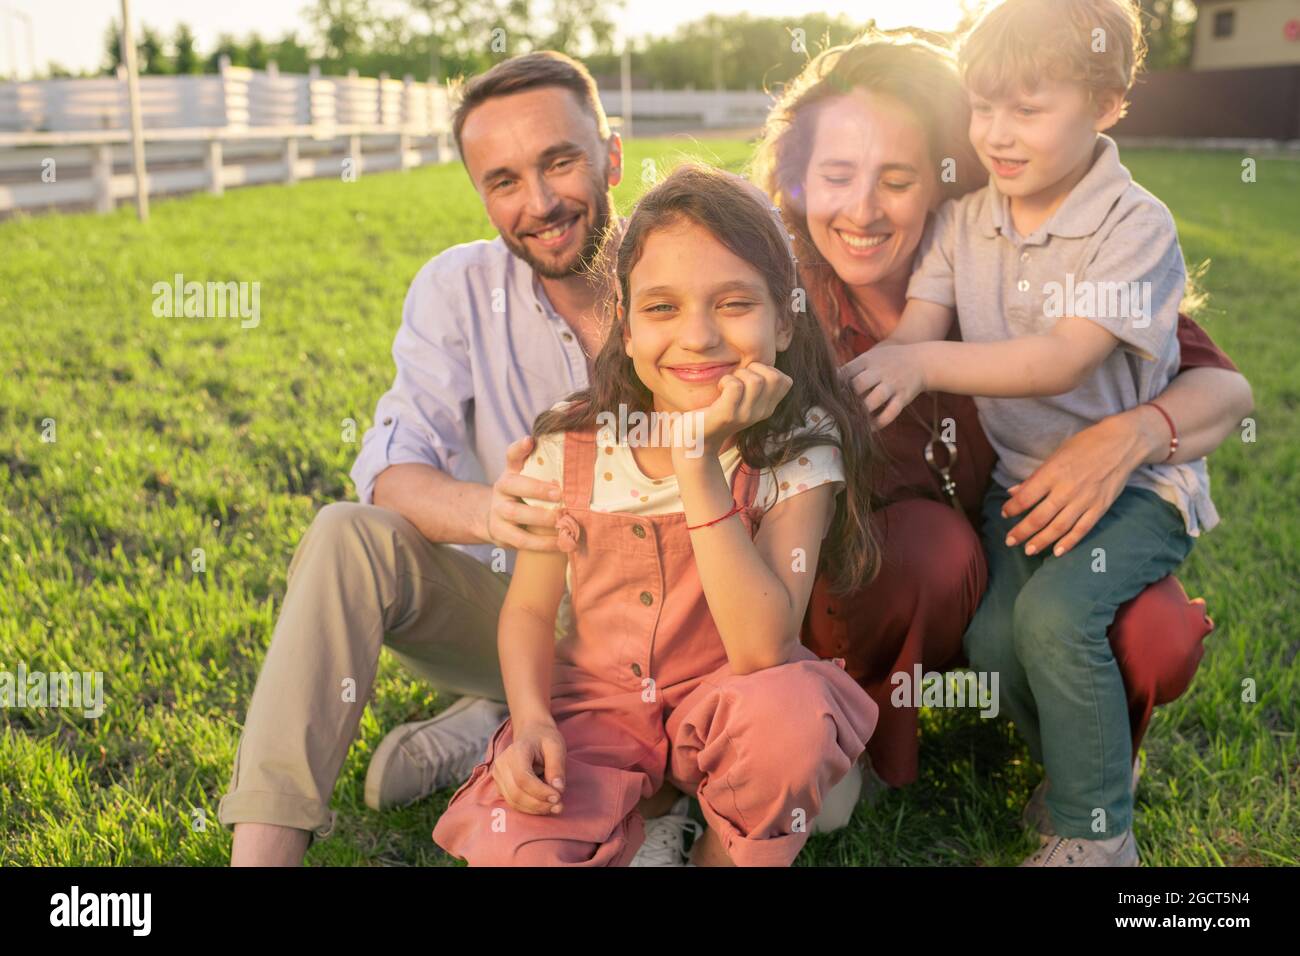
[686,501,743,531]
[1145,401,1179,462]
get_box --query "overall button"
[1017,279,1030,292]
[1020,251,1030,262]
[562,331,574,342]
[631,524,646,538]
[631,663,642,677]
[381,416,393,426]
[639,591,654,606]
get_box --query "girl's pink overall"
[433,428,878,866]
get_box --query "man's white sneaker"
[364,696,509,811]
[630,796,701,866]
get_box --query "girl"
[432,163,881,866]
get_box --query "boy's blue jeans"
[963,483,1193,839]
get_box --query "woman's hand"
[1002,408,1159,557]
[845,343,928,428]
[688,362,792,459]
[490,719,567,815]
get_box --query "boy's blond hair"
[959,0,1148,117]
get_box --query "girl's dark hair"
[533,161,882,594]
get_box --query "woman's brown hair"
[749,27,987,352]
[533,161,882,594]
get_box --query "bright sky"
[2,0,968,78]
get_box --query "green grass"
[0,139,1295,866]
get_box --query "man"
[218,51,637,865]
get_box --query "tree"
[173,24,200,74]
[102,19,171,75]
[137,24,170,74]
[1138,0,1197,70]
[103,19,124,73]
[245,32,269,69]
[207,34,246,71]
[304,0,377,61]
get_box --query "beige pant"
[216,501,510,841]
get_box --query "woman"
[750,30,1252,799]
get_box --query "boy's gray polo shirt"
[908,134,1217,535]
[349,235,592,570]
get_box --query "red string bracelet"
[1145,401,1179,462]
[686,501,743,531]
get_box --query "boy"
[854,0,1217,866]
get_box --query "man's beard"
[503,186,613,281]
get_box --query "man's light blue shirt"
[349,235,591,570]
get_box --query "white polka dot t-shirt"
[519,404,845,517]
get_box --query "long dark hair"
[533,161,881,594]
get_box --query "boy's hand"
[491,719,567,815]
[849,344,928,428]
[690,362,793,458]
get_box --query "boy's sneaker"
[1020,829,1139,867]
[1022,755,1143,836]
[630,796,701,866]
[364,696,509,811]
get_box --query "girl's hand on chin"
[688,362,793,458]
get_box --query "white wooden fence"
[0,61,455,215]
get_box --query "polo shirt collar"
[979,134,1131,241]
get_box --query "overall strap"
[560,429,598,510]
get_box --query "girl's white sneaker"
[629,796,701,866]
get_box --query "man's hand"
[485,436,565,552]
[491,719,567,815]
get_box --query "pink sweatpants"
[432,645,877,866]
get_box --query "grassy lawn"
[0,139,1295,866]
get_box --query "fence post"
[307,63,320,135]
[348,133,362,179]
[217,54,231,125]
[92,143,114,213]
[283,135,298,184]
[205,139,223,195]
[399,73,413,170]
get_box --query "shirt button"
[639,591,654,606]
[561,331,574,343]
[631,524,646,538]
[382,416,393,426]
[1020,251,1030,262]
[631,663,642,677]
[1017,279,1030,292]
